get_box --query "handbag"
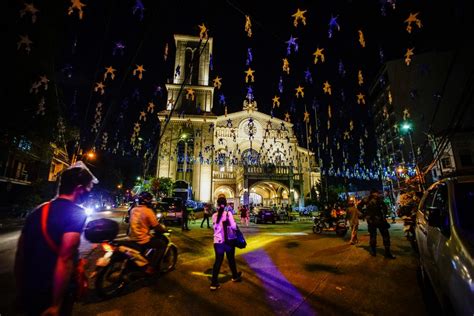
[223,212,246,248]
[41,202,89,300]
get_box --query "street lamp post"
[401,121,422,191]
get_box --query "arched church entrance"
[240,181,294,208]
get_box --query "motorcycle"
[85,218,178,299]
[398,205,418,252]
[312,213,348,237]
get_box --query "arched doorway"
[214,185,235,206]
[240,181,292,207]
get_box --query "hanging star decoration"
[284,112,291,122]
[67,0,86,20]
[243,100,257,113]
[132,0,145,21]
[213,76,222,89]
[295,85,304,98]
[36,97,46,116]
[313,48,325,64]
[101,132,108,150]
[219,93,226,105]
[94,82,105,95]
[104,66,116,81]
[358,70,364,86]
[328,15,341,38]
[246,86,254,100]
[272,96,280,108]
[405,48,414,66]
[404,12,422,34]
[133,64,145,79]
[349,120,354,131]
[198,23,208,40]
[328,105,332,119]
[113,41,125,56]
[285,35,299,55]
[246,48,253,66]
[147,101,155,113]
[186,88,195,101]
[245,15,252,37]
[343,131,350,140]
[245,67,255,83]
[304,68,313,84]
[403,108,410,120]
[292,8,307,27]
[358,30,366,48]
[17,35,33,54]
[164,43,169,61]
[278,76,283,93]
[20,3,39,23]
[282,58,290,74]
[303,111,310,123]
[357,92,366,104]
[91,102,102,132]
[139,111,147,121]
[388,90,393,104]
[323,81,332,95]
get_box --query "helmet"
[138,191,153,206]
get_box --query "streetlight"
[400,121,422,191]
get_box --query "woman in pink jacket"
[210,197,242,290]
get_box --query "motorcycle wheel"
[313,224,323,234]
[95,259,128,299]
[160,245,178,273]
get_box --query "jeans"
[211,242,238,285]
[368,223,391,248]
[201,215,210,228]
[144,235,168,267]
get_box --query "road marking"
[266,232,308,236]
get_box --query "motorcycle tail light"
[101,242,114,252]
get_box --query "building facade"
[156,34,320,207]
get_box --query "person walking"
[240,205,249,227]
[358,189,396,259]
[210,197,242,291]
[201,203,211,228]
[181,202,190,231]
[14,161,98,316]
[346,200,361,245]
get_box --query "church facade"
[156,34,320,208]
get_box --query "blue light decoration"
[246,48,253,66]
[113,41,126,56]
[218,93,226,105]
[278,76,284,94]
[209,54,214,71]
[338,60,346,77]
[132,0,145,21]
[285,35,299,55]
[246,86,254,101]
[304,68,313,84]
[328,15,340,38]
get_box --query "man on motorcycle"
[128,191,168,274]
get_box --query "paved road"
[0,211,434,315]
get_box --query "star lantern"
[284,112,291,122]
[246,48,253,66]
[133,64,146,79]
[358,30,366,48]
[313,48,325,64]
[292,8,307,27]
[405,48,414,66]
[164,43,169,61]
[104,66,116,81]
[94,82,105,95]
[328,15,340,38]
[323,81,332,95]
[198,23,208,40]
[286,35,298,55]
[113,41,125,56]
[388,90,393,104]
[147,101,155,113]
[132,0,145,21]
[20,3,39,23]
[272,96,280,108]
[328,105,332,118]
[186,88,195,101]
[67,0,86,20]
[403,108,410,120]
[245,67,255,83]
[278,76,283,93]
[245,15,252,37]
[36,97,46,116]
[404,12,422,34]
[139,111,147,121]
[358,70,364,86]
[295,85,304,98]
[282,58,290,74]
[356,92,366,104]
[304,68,313,84]
[17,35,33,54]
[101,132,108,150]
[303,111,310,123]
[213,76,222,89]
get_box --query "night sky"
[5,0,471,188]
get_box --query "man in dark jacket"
[358,189,396,259]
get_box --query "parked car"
[160,197,184,224]
[251,207,276,224]
[415,175,474,315]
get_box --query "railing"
[213,171,235,179]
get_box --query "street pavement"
[0,211,436,316]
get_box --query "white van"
[415,175,474,315]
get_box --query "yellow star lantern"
[388,90,393,104]
[295,85,304,98]
[357,92,365,104]
[67,0,86,20]
[104,66,116,81]
[404,12,422,34]
[245,15,252,37]
[272,96,280,108]
[313,48,325,64]
[186,88,195,101]
[328,105,332,118]
[323,81,332,95]
[213,76,222,89]
[282,58,290,74]
[133,64,146,80]
[405,48,414,66]
[292,8,307,27]
[94,82,105,95]
[245,67,255,83]
[284,112,291,122]
[198,23,208,40]
[358,70,364,86]
[358,30,366,48]
[303,111,310,123]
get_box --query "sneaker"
[384,253,396,259]
[210,284,220,291]
[232,271,243,282]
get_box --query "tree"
[143,177,174,198]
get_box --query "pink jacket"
[212,210,237,244]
